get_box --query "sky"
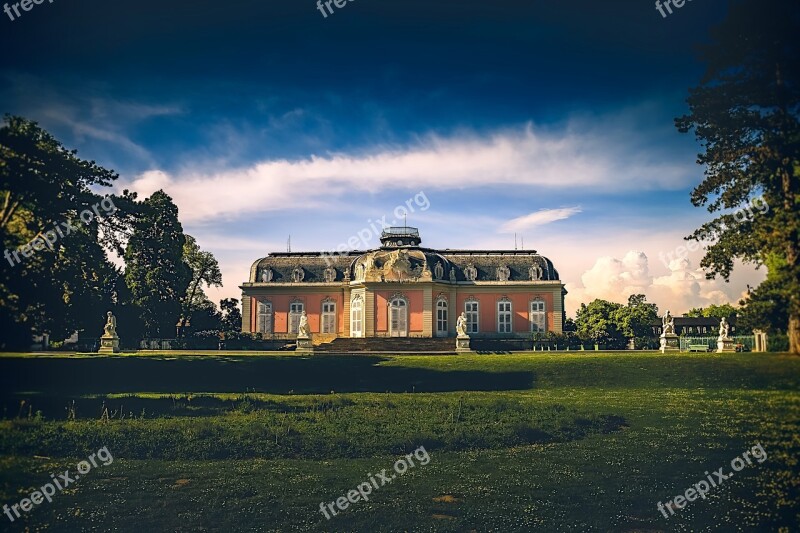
[0,0,765,317]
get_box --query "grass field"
[0,351,798,531]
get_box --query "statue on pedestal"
[98,311,120,354]
[659,309,679,353]
[716,316,735,353]
[296,310,313,353]
[455,312,470,352]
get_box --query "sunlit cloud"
[122,116,695,223]
[499,206,582,233]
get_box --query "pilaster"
[241,294,252,333]
[422,285,433,336]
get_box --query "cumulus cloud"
[565,251,751,316]
[120,117,695,223]
[499,206,582,233]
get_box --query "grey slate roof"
[246,246,559,283]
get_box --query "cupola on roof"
[380,227,421,248]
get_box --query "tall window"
[529,300,546,333]
[436,299,448,337]
[389,297,408,337]
[257,301,273,334]
[289,301,304,334]
[350,295,363,337]
[321,300,336,334]
[497,299,512,333]
[465,300,479,334]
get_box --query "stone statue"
[662,310,675,335]
[99,311,120,353]
[260,268,272,282]
[434,262,444,280]
[298,311,310,337]
[497,265,510,281]
[449,268,457,282]
[465,264,478,281]
[529,263,543,281]
[456,312,469,337]
[718,317,730,340]
[103,311,117,337]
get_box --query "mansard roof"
[245,246,560,283]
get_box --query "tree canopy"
[575,295,659,349]
[676,0,799,353]
[124,190,192,338]
[0,116,135,348]
[685,303,738,319]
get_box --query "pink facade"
[374,290,424,333]
[240,227,566,339]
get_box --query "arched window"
[529,300,546,333]
[257,301,273,334]
[436,298,448,337]
[350,295,363,338]
[465,299,479,334]
[321,299,336,334]
[497,298,512,333]
[389,297,408,337]
[289,301,304,334]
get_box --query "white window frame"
[350,295,363,338]
[497,299,512,333]
[465,299,479,334]
[529,300,546,333]
[389,297,409,337]
[435,298,448,337]
[257,301,273,334]
[289,301,304,334]
[321,300,336,334]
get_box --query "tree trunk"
[789,312,800,355]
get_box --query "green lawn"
[0,352,797,531]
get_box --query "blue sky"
[0,0,763,316]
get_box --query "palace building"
[240,227,566,342]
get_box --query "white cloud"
[499,206,582,233]
[565,251,759,317]
[119,117,695,223]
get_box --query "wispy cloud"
[0,71,183,169]
[121,109,696,223]
[499,206,582,233]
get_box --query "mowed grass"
[0,351,798,532]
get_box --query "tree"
[675,0,800,353]
[737,260,790,335]
[617,294,659,340]
[124,191,191,338]
[178,235,222,337]
[220,298,242,332]
[0,116,135,348]
[575,299,626,349]
[685,303,738,319]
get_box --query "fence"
[680,335,755,352]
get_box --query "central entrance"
[389,297,408,337]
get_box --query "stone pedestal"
[456,336,471,353]
[296,335,314,354]
[753,330,768,352]
[717,337,735,353]
[99,335,120,354]
[659,333,679,353]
